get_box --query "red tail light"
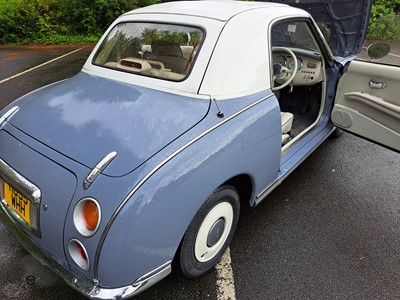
[68,239,89,271]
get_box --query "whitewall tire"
[179,185,240,278]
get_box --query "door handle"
[369,80,387,89]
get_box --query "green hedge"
[0,0,160,44]
[0,0,399,45]
[368,0,400,39]
[368,15,400,40]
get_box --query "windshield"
[93,22,204,81]
[271,21,319,52]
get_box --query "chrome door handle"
[369,80,387,89]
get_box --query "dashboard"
[272,47,324,86]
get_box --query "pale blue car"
[0,0,398,298]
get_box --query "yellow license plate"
[3,181,31,225]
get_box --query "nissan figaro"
[0,0,399,299]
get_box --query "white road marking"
[388,52,400,58]
[0,48,82,84]
[215,247,236,300]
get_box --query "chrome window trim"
[0,158,41,237]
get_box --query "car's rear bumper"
[0,187,171,299]
[0,199,93,296]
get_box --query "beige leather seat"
[144,41,188,74]
[281,112,293,144]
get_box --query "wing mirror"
[367,42,391,60]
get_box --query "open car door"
[332,60,400,152]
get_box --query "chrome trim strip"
[0,158,42,237]
[0,106,19,126]
[90,261,172,299]
[84,151,118,190]
[94,92,275,276]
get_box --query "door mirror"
[367,42,391,60]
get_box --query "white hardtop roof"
[124,0,288,21]
[85,0,313,98]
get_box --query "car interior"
[270,21,325,148]
[93,23,203,82]
[94,20,327,148]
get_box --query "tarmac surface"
[0,44,399,300]
[359,40,400,65]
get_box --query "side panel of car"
[96,92,282,287]
[332,60,400,151]
[255,63,342,203]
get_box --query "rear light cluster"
[73,198,101,237]
[69,239,90,271]
[69,198,101,271]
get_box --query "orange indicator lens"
[83,201,99,231]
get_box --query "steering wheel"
[271,47,297,91]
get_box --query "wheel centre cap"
[207,218,225,247]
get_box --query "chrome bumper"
[0,203,171,299]
[89,261,172,299]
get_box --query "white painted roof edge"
[123,0,289,22]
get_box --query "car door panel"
[332,60,400,151]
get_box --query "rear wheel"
[179,185,240,278]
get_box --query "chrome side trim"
[0,158,42,237]
[94,92,275,276]
[84,151,118,190]
[0,106,19,127]
[89,261,172,299]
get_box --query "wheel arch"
[173,174,253,270]
[222,174,254,207]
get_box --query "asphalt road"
[359,40,400,65]
[0,45,399,300]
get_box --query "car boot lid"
[7,72,210,177]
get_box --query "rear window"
[93,22,204,81]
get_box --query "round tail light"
[73,198,101,237]
[68,239,90,271]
